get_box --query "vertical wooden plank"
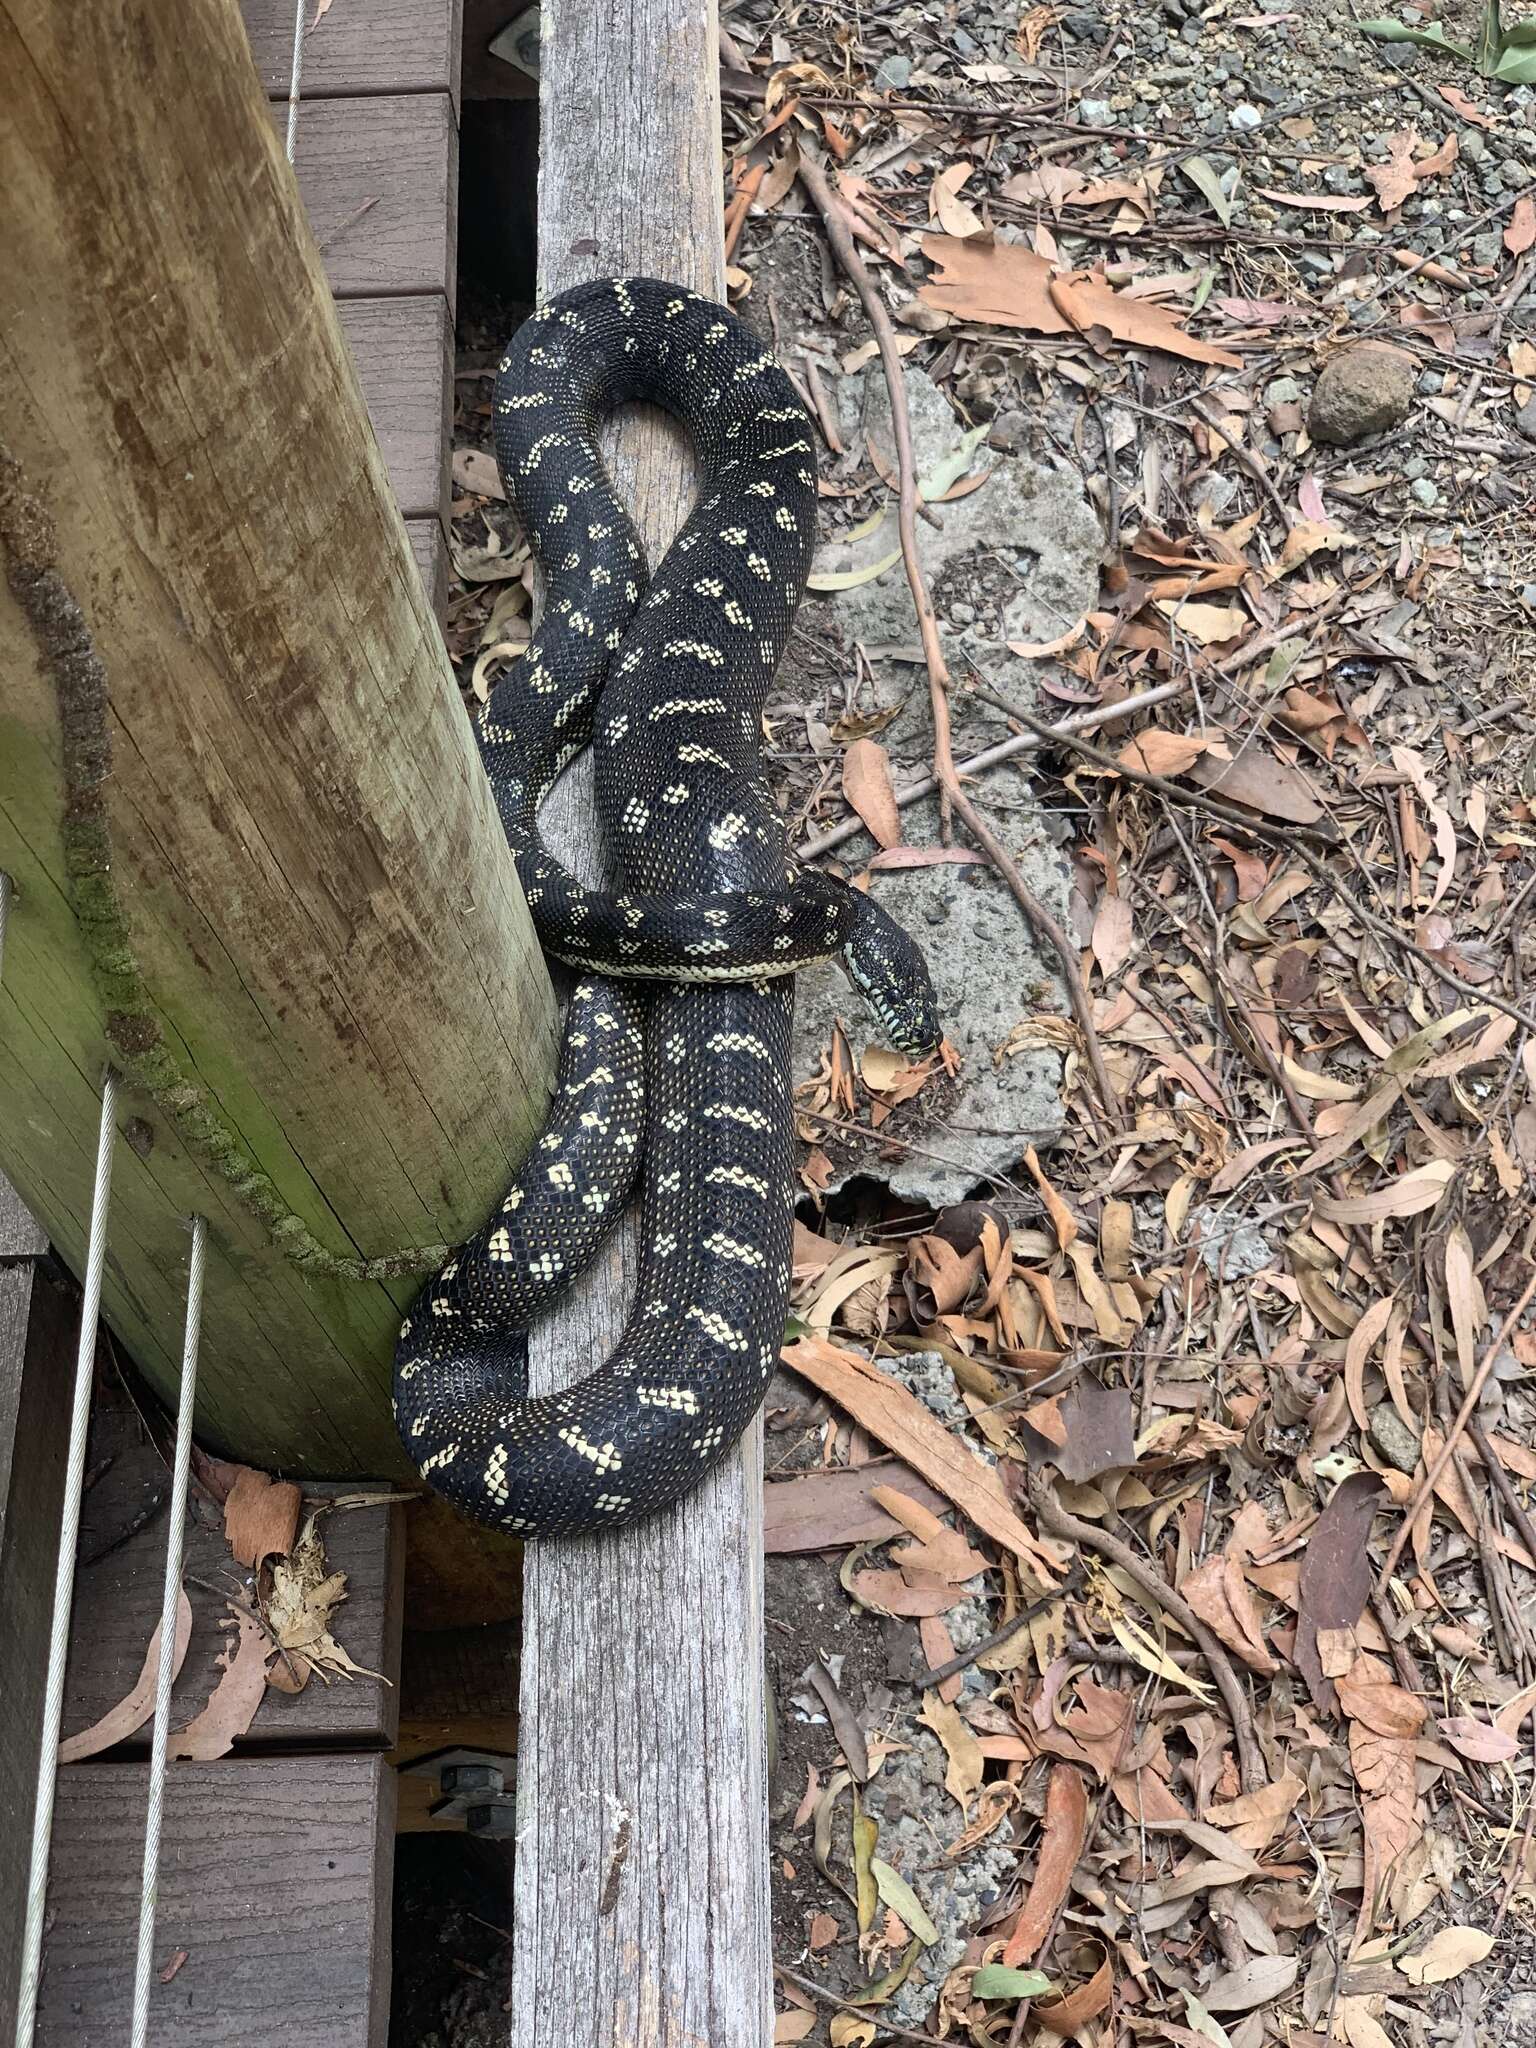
[509,6,772,2047]
[0,1211,73,2048]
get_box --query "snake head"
[842,896,943,1058]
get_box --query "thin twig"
[1375,1270,1536,1593]
[798,679,1188,859]
[774,1964,945,2044]
[1029,1476,1266,1794]
[797,151,1120,1131]
[1469,1418,1536,1572]
[914,1566,1084,1687]
[984,680,1536,1036]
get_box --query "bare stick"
[1376,1270,1536,1593]
[1030,1476,1266,1794]
[798,679,1188,859]
[797,152,1120,1129]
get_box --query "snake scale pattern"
[393,278,938,1537]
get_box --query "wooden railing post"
[507,1,773,2042]
[0,0,555,1475]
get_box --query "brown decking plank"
[240,0,462,106]
[38,1755,394,2046]
[338,295,452,520]
[0,1235,75,2047]
[405,516,449,622]
[274,95,458,311]
[509,4,774,2044]
[64,1479,404,1754]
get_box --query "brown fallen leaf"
[1312,1159,1454,1224]
[781,1335,1068,1576]
[1398,1926,1494,1985]
[842,738,902,849]
[223,1465,303,1569]
[1186,744,1325,825]
[262,1501,388,1686]
[167,1609,272,1762]
[1256,186,1372,213]
[1181,1553,1277,1675]
[1366,129,1421,213]
[1000,1763,1088,1964]
[1337,1651,1426,1933]
[930,160,985,239]
[764,1464,952,1553]
[919,1689,983,1811]
[1090,890,1134,979]
[1437,82,1495,128]
[1295,1472,1385,1711]
[1119,728,1212,777]
[918,234,1241,367]
[59,1590,194,1763]
[1507,194,1536,255]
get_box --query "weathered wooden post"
[0,0,555,1475]
[508,3,773,2041]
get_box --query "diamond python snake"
[393,278,940,1536]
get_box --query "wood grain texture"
[510,6,774,2045]
[276,94,459,310]
[64,1481,404,1754]
[0,1169,48,1257]
[405,517,449,622]
[38,1755,395,2045]
[0,0,554,1475]
[0,1257,73,2048]
[240,0,462,104]
[338,295,454,519]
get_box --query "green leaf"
[869,1858,940,1945]
[807,545,904,591]
[1493,40,1536,74]
[1475,0,1503,72]
[1263,638,1305,691]
[1359,17,1474,56]
[918,424,988,501]
[1496,17,1536,42]
[971,1965,1055,2000]
[1179,155,1234,226]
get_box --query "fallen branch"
[797,151,1120,1130]
[1029,1475,1267,1795]
[1375,1268,1536,1594]
[799,678,1188,859]
[980,677,1536,1037]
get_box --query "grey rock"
[1416,371,1444,395]
[1369,1405,1421,1475]
[1191,1207,1274,1280]
[1265,376,1303,405]
[1078,98,1115,124]
[1410,478,1439,507]
[1462,130,1486,162]
[797,371,1101,1204]
[1229,102,1263,130]
[1515,395,1536,441]
[1307,343,1416,444]
[874,54,912,89]
[1473,231,1504,267]
[1403,453,1429,480]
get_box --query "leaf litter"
[423,4,1536,2038]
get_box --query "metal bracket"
[398,1744,518,1835]
[489,5,541,80]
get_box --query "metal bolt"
[466,1798,518,1838]
[441,1762,504,1798]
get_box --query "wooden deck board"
[338,295,453,521]
[276,95,458,310]
[64,1477,404,1754]
[241,0,462,105]
[38,1755,394,2046]
[0,1189,75,2048]
[510,6,773,2044]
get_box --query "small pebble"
[1229,102,1263,130]
[1265,376,1303,405]
[1416,371,1444,396]
[1403,453,1429,480]
[1410,478,1439,507]
[1078,97,1115,124]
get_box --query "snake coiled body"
[393,279,937,1536]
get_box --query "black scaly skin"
[392,279,937,1536]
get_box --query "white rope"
[13,1070,118,2048]
[129,1214,207,2048]
[284,0,306,163]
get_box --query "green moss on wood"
[0,444,447,1281]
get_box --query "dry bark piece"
[1295,1472,1385,1711]
[1307,345,1416,446]
[1000,1762,1088,1964]
[222,1465,303,1569]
